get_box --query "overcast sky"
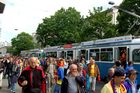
[0,0,123,42]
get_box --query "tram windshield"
[133,49,140,62]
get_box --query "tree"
[36,7,83,47]
[11,32,35,55]
[117,0,140,35]
[81,7,117,41]
[7,46,13,54]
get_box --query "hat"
[113,67,126,77]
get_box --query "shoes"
[11,90,16,93]
[91,90,96,93]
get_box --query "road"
[0,79,105,93]
[0,79,21,93]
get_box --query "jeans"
[89,76,96,91]
[53,84,61,93]
[11,83,16,92]
[8,75,12,88]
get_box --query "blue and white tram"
[21,35,140,85]
[79,35,140,85]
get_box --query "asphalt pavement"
[0,79,105,93]
[0,79,21,93]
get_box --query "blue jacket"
[123,78,137,93]
[57,67,64,80]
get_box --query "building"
[0,41,11,57]
[111,7,119,25]
[0,46,9,57]
[32,32,38,43]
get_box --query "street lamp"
[109,1,140,34]
[14,29,18,31]
[108,1,140,19]
[0,2,5,13]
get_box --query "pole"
[114,6,140,18]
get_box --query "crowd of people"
[0,56,140,93]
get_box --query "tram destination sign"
[95,35,133,44]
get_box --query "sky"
[0,0,123,43]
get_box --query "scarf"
[111,80,126,93]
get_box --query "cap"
[113,67,126,77]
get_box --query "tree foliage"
[81,7,117,41]
[11,32,35,55]
[6,46,13,54]
[36,7,83,47]
[36,7,117,47]
[117,0,140,35]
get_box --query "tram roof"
[132,38,140,43]
[81,35,135,46]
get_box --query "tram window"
[101,48,113,61]
[90,49,99,61]
[107,48,113,51]
[67,51,73,59]
[80,50,86,59]
[95,49,99,52]
[101,49,106,51]
[132,49,140,62]
[51,52,57,58]
[90,49,94,52]
[46,52,56,57]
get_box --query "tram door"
[114,47,128,68]
[114,47,127,61]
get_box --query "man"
[120,48,127,69]
[77,63,86,86]
[104,67,115,83]
[124,69,138,93]
[6,57,13,89]
[87,57,100,93]
[54,59,64,93]
[61,63,84,93]
[11,60,20,93]
[18,57,46,93]
[101,67,127,93]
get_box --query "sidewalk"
[1,78,105,93]
[96,81,105,92]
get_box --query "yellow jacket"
[101,81,127,93]
[88,63,100,77]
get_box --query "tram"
[20,49,46,58]
[21,35,140,84]
[79,35,140,84]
